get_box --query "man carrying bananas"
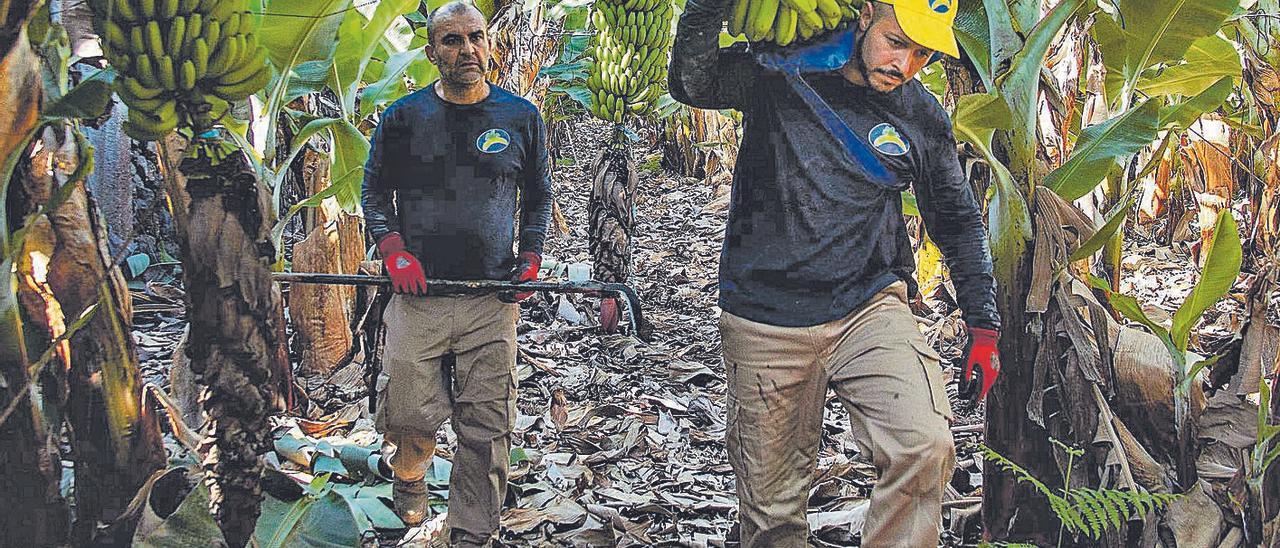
[360,1,553,544]
[671,0,1001,546]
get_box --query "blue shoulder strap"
[752,28,941,191]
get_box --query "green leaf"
[952,94,1029,288]
[329,119,370,212]
[1092,13,1128,107]
[255,488,370,547]
[271,117,346,191]
[260,0,349,80]
[1136,34,1241,98]
[1046,99,1161,201]
[268,118,367,263]
[135,481,227,546]
[1069,189,1134,262]
[260,0,352,156]
[125,253,151,279]
[357,50,427,117]
[1178,354,1221,395]
[1090,274,1173,343]
[1160,76,1234,130]
[1117,0,1238,84]
[1171,210,1241,350]
[550,83,593,111]
[330,0,420,116]
[996,0,1090,177]
[348,494,404,529]
[953,0,1020,92]
[901,191,919,217]
[44,67,115,120]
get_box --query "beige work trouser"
[375,294,518,548]
[720,282,956,548]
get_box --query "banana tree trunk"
[489,0,559,99]
[589,136,636,287]
[21,122,166,544]
[0,19,72,547]
[157,132,290,548]
[983,213,1061,545]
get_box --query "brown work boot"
[393,476,429,527]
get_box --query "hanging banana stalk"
[585,0,672,329]
[88,0,282,543]
[160,132,289,548]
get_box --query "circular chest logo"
[869,123,910,156]
[477,129,510,153]
[928,0,952,13]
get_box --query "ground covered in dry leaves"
[126,117,1260,547]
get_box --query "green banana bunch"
[587,0,674,123]
[727,0,859,45]
[88,0,274,140]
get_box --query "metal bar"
[270,272,652,340]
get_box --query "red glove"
[498,252,540,303]
[377,233,427,295]
[960,327,1000,405]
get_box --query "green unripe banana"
[146,21,164,57]
[112,0,140,21]
[167,16,186,54]
[179,59,197,89]
[135,0,156,19]
[121,76,164,99]
[215,44,264,86]
[135,54,160,87]
[203,19,221,51]
[157,55,177,89]
[213,62,269,100]
[192,38,210,76]
[207,33,240,76]
[129,25,147,53]
[104,21,129,53]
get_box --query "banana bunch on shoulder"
[727,0,859,46]
[586,0,674,123]
[89,0,273,140]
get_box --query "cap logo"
[928,0,952,13]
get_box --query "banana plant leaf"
[1045,99,1161,201]
[1135,34,1241,98]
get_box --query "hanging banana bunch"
[727,0,860,46]
[88,0,273,141]
[586,0,675,123]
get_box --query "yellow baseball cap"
[877,0,960,58]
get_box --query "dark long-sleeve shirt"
[362,83,554,281]
[670,12,1000,329]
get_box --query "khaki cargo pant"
[375,294,518,547]
[720,281,955,548]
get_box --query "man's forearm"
[938,230,1001,330]
[518,174,553,255]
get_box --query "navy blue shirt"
[362,83,553,281]
[670,14,999,329]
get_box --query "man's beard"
[854,34,906,92]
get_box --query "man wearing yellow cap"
[670,0,1001,546]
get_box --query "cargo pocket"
[373,371,391,432]
[910,338,954,422]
